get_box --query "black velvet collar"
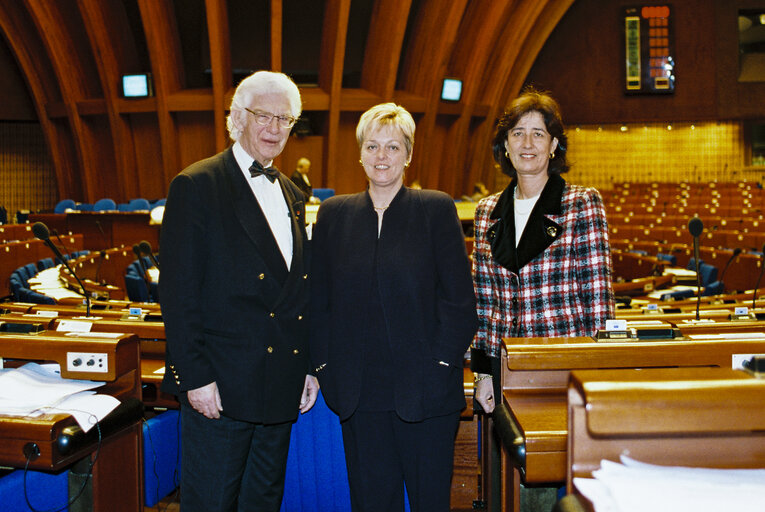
[488,174,566,273]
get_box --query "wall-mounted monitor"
[441,78,463,101]
[121,73,154,98]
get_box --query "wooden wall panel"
[175,111,217,174]
[335,111,369,195]
[360,0,412,98]
[7,0,765,207]
[526,0,718,124]
[79,115,119,200]
[128,113,165,200]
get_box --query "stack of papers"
[0,362,120,432]
[574,455,765,512]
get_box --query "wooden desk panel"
[491,334,765,512]
[62,212,159,251]
[567,368,765,485]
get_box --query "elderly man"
[160,71,318,512]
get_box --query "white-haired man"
[160,71,318,511]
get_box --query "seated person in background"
[290,157,320,203]
[461,181,490,202]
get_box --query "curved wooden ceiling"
[0,0,574,201]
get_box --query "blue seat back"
[129,198,151,211]
[54,199,76,214]
[124,273,150,302]
[93,198,117,211]
[37,257,55,271]
[312,188,335,202]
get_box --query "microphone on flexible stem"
[138,240,160,270]
[51,229,72,261]
[94,250,107,285]
[95,220,109,250]
[719,247,742,284]
[133,243,152,291]
[752,243,765,311]
[33,222,91,317]
[688,217,704,321]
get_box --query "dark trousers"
[341,410,461,512]
[180,404,292,512]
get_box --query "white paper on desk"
[43,391,120,433]
[0,363,103,405]
[574,456,765,512]
[57,320,93,332]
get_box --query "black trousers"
[341,410,461,512]
[179,404,292,512]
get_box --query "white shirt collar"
[232,141,276,184]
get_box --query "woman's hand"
[474,374,495,413]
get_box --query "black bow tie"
[249,160,279,183]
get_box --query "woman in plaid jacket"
[471,89,615,412]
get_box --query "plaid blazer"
[471,174,615,361]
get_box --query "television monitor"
[441,78,463,101]
[121,74,154,98]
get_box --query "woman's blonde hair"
[355,103,415,156]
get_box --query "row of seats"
[54,198,166,214]
[7,251,89,303]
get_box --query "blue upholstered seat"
[124,273,150,302]
[0,468,68,512]
[93,198,117,211]
[54,198,76,214]
[128,198,151,211]
[143,410,180,507]
[312,188,335,202]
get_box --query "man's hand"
[300,375,319,413]
[187,381,223,419]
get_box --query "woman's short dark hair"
[491,87,569,177]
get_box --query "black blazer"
[159,147,310,424]
[290,170,312,200]
[309,187,478,422]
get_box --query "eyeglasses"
[243,107,297,129]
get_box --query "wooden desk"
[0,331,142,511]
[568,367,765,483]
[565,367,765,511]
[491,333,765,512]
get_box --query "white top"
[513,187,540,247]
[233,142,293,270]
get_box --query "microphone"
[51,229,72,261]
[33,222,91,317]
[719,247,742,284]
[95,220,109,250]
[94,250,107,285]
[753,244,765,311]
[688,217,703,321]
[133,243,148,275]
[133,243,152,294]
[138,240,160,270]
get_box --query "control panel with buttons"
[66,352,108,373]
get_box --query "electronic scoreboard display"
[623,5,675,95]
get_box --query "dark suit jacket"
[160,146,310,424]
[309,187,478,422]
[290,170,312,200]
